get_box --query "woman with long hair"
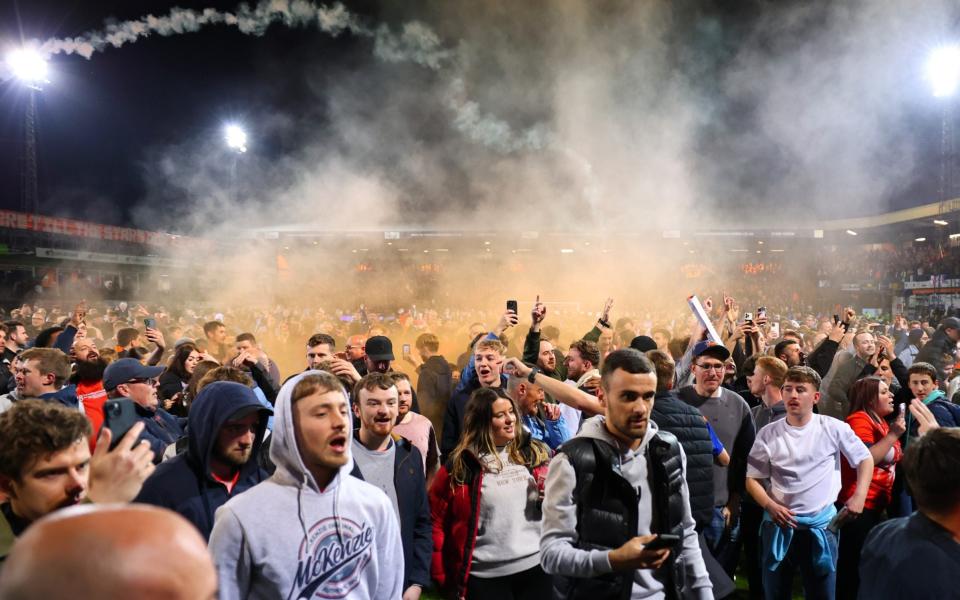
[835,376,906,599]
[158,343,204,416]
[429,387,552,600]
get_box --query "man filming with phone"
[0,400,155,563]
[540,349,712,599]
[103,359,184,463]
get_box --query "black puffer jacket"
[650,390,715,531]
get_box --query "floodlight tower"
[926,46,960,216]
[6,48,49,215]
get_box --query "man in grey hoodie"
[208,370,404,600]
[540,349,712,600]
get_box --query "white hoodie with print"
[209,371,404,600]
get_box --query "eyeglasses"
[695,363,726,371]
[126,377,157,386]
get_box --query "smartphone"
[644,534,681,551]
[402,343,411,358]
[770,323,780,338]
[102,399,138,450]
[506,300,518,314]
[827,507,849,534]
[833,314,840,325]
[144,317,156,329]
[743,312,754,323]
[757,307,767,319]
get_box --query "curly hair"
[569,339,601,368]
[0,400,91,480]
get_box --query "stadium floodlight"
[926,45,960,98]
[915,237,927,242]
[6,48,48,89]
[224,124,247,153]
[934,219,949,225]
[845,230,858,236]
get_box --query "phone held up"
[402,343,411,358]
[506,300,518,314]
[102,399,138,450]
[144,317,156,329]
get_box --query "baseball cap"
[942,317,960,331]
[692,340,731,362]
[364,336,395,361]
[103,358,164,391]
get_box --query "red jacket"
[839,410,902,509]
[429,443,550,600]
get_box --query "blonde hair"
[474,339,506,355]
[755,356,788,388]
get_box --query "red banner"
[0,210,205,249]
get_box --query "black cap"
[364,336,395,361]
[629,335,658,353]
[942,317,960,331]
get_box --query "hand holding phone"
[643,534,681,551]
[101,399,139,451]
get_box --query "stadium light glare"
[934,219,949,225]
[950,233,960,239]
[6,48,48,87]
[845,230,858,236]
[224,124,247,153]
[915,237,927,242]
[926,45,960,98]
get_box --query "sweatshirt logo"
[289,517,374,599]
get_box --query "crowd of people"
[816,244,960,284]
[0,293,958,600]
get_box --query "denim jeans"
[704,504,742,577]
[761,527,838,600]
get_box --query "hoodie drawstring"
[297,473,309,546]
[334,473,343,545]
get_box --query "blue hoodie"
[209,371,404,600]
[39,384,80,410]
[134,381,272,540]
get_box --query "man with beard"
[350,373,430,600]
[540,349,712,599]
[565,340,602,395]
[70,337,110,442]
[134,381,271,540]
[773,339,803,368]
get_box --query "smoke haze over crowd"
[1,0,958,312]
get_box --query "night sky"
[0,1,952,231]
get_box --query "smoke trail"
[37,0,542,155]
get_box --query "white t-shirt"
[747,414,870,514]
